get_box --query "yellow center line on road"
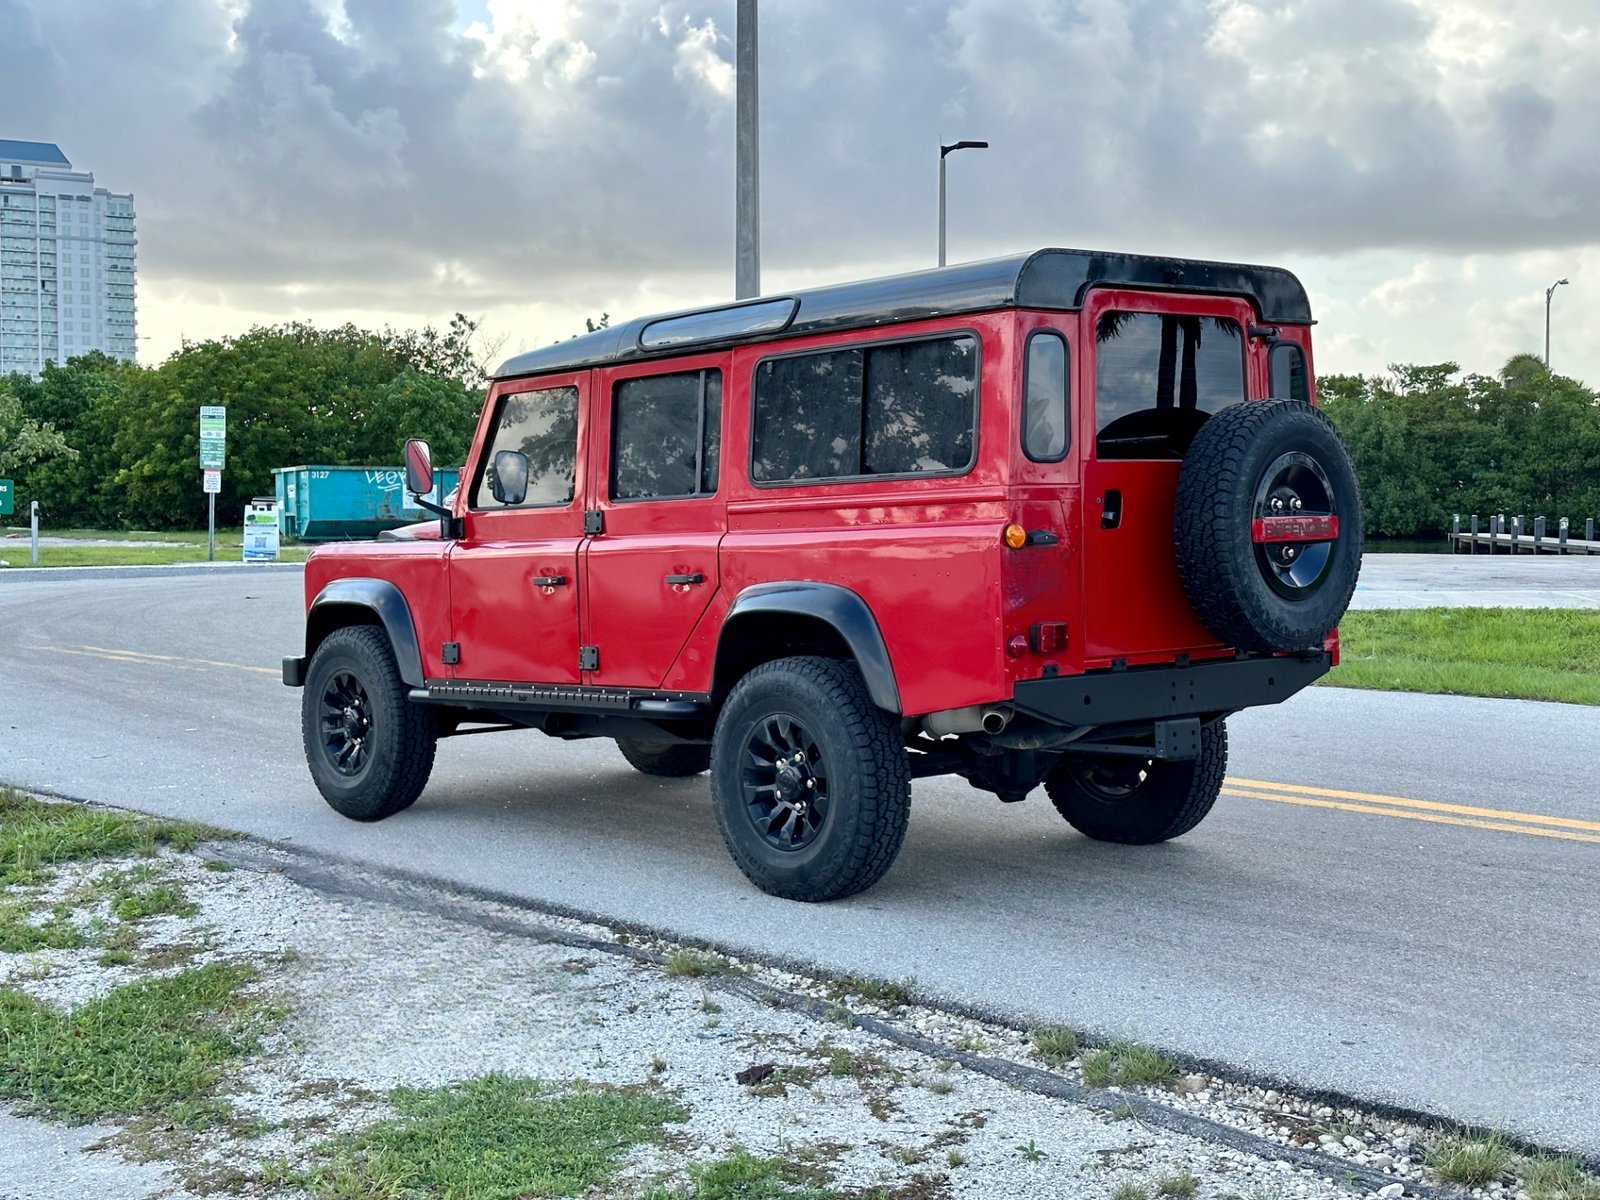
[1227,776,1600,834]
[1223,784,1600,847]
[39,644,279,677]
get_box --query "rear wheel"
[1044,722,1226,844]
[616,738,710,777]
[301,625,437,821]
[711,657,911,902]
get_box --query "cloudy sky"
[5,0,1598,384]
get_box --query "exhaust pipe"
[923,704,1014,737]
[980,705,1013,734]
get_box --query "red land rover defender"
[283,249,1362,902]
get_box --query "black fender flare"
[307,578,425,689]
[717,582,901,714]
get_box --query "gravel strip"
[1,834,1590,1199]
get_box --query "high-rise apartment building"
[0,139,137,377]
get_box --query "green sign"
[199,405,226,470]
[0,478,12,517]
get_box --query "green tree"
[0,376,77,497]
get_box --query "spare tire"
[1174,399,1362,652]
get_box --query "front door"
[582,357,726,690]
[448,375,588,684]
[1080,290,1257,665]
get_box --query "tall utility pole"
[735,0,760,299]
[1545,277,1568,369]
[938,140,988,267]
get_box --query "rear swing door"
[1079,289,1258,665]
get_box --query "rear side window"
[752,334,978,483]
[1023,331,1070,462]
[1270,341,1309,402]
[472,385,579,509]
[1094,312,1245,460]
[611,368,722,500]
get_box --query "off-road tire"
[617,738,711,777]
[1175,399,1362,652]
[1045,722,1227,844]
[301,625,437,822]
[711,656,911,902]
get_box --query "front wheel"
[1044,722,1227,844]
[301,625,437,821]
[711,657,911,902]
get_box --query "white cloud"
[5,0,1596,385]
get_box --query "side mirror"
[491,450,530,506]
[404,439,434,497]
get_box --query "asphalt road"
[2,569,1597,1155]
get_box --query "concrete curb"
[0,562,304,582]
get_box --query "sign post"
[199,406,226,562]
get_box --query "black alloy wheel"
[319,670,374,777]
[739,713,830,852]
[1252,451,1338,600]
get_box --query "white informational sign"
[203,469,222,494]
[242,497,281,562]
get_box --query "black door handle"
[1101,489,1123,530]
[531,574,567,587]
[664,572,706,585]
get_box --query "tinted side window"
[611,369,722,500]
[472,386,579,509]
[1270,342,1309,402]
[1023,331,1069,461]
[1094,313,1245,460]
[752,334,978,483]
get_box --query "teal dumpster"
[273,465,460,541]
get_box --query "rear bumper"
[1011,651,1331,727]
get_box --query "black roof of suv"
[492,247,1313,381]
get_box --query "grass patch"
[1111,1186,1149,1200]
[646,1149,833,1200]
[1328,609,1600,706]
[0,900,86,954]
[1155,1171,1198,1197]
[1522,1153,1600,1200]
[0,543,310,568]
[1426,1132,1515,1188]
[1079,1042,1179,1089]
[1029,1026,1080,1068]
[662,949,726,979]
[832,975,915,1009]
[0,788,217,887]
[0,962,265,1125]
[295,1073,684,1200]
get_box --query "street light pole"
[1544,277,1568,370]
[735,0,760,299]
[938,140,988,267]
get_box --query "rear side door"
[581,356,726,689]
[1079,289,1258,665]
[447,375,587,684]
